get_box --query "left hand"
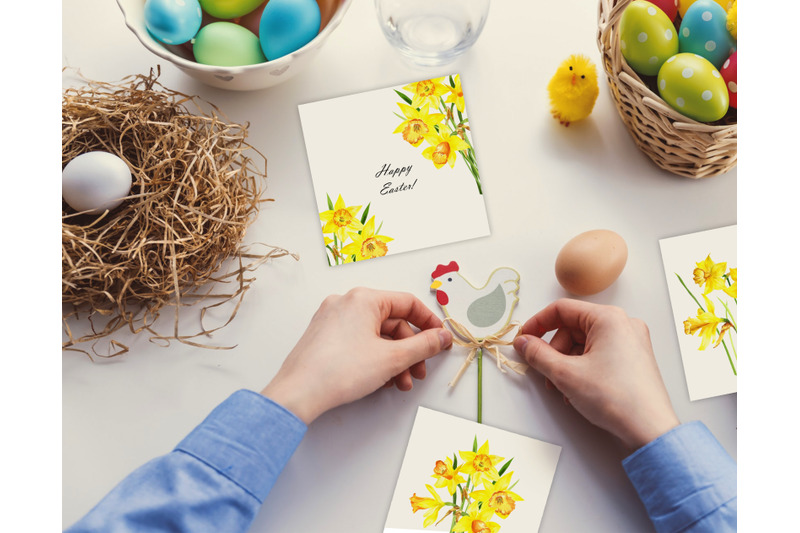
[261,288,452,424]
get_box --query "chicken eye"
[447,277,452,282]
[581,75,585,79]
[569,66,573,71]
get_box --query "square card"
[384,407,561,533]
[298,75,490,266]
[659,225,737,401]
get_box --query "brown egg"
[555,229,628,295]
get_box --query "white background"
[384,407,561,532]
[299,80,490,262]
[12,0,785,531]
[660,225,737,401]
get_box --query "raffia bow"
[443,317,529,388]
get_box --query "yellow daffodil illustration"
[469,471,523,519]
[459,440,504,487]
[445,75,466,114]
[403,78,450,109]
[452,501,501,533]
[409,437,520,532]
[319,194,363,243]
[432,459,466,496]
[676,254,737,375]
[422,126,471,169]
[393,74,483,193]
[723,267,737,299]
[393,103,445,147]
[693,255,728,295]
[341,216,393,261]
[410,484,447,528]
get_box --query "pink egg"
[719,51,737,108]
[648,0,679,21]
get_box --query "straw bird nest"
[62,69,296,357]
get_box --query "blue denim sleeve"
[65,390,307,533]
[623,421,736,533]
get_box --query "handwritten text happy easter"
[375,163,417,195]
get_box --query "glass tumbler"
[375,0,490,67]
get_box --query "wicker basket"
[597,0,736,178]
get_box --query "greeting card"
[383,407,561,533]
[659,225,737,401]
[299,75,490,266]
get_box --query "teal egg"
[658,53,729,122]
[619,0,679,76]
[678,0,735,69]
[193,22,266,66]
[144,0,203,45]
[259,0,321,60]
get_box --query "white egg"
[62,151,132,214]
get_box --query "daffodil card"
[298,75,490,266]
[383,407,561,533]
[659,225,737,401]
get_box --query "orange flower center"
[472,454,492,472]
[433,460,452,480]
[333,209,353,227]
[433,142,450,165]
[403,119,428,145]
[409,494,425,513]
[471,520,491,533]
[417,80,435,96]
[361,237,388,259]
[489,491,516,517]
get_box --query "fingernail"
[513,336,528,354]
[439,328,452,348]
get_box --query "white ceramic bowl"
[117,0,353,91]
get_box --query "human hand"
[261,288,452,425]
[513,299,679,450]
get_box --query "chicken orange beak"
[430,280,442,290]
[571,74,576,85]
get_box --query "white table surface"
[62,1,737,531]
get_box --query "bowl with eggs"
[118,0,353,91]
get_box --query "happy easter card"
[659,225,737,401]
[298,75,490,266]
[383,407,561,533]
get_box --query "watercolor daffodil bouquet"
[393,75,482,194]
[319,194,392,265]
[677,255,737,375]
[410,438,522,532]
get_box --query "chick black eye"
[447,277,452,282]
[581,75,585,79]
[569,66,573,71]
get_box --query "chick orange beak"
[430,280,442,290]
[571,74,576,85]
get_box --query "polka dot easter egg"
[619,0,679,76]
[678,0,736,69]
[719,51,737,108]
[144,0,203,45]
[658,53,729,122]
[649,0,679,22]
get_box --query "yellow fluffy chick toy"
[547,54,599,127]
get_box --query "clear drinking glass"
[375,0,490,67]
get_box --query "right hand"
[513,298,680,450]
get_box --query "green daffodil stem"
[729,330,737,361]
[720,339,737,376]
[676,273,704,310]
[477,348,483,424]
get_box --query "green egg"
[620,0,679,76]
[193,22,266,66]
[657,53,729,122]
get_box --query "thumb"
[513,335,567,383]
[391,328,452,366]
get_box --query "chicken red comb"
[431,261,459,279]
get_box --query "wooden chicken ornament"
[430,261,528,401]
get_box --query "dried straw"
[62,68,297,357]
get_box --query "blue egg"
[144,0,203,45]
[678,0,735,69]
[259,0,321,60]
